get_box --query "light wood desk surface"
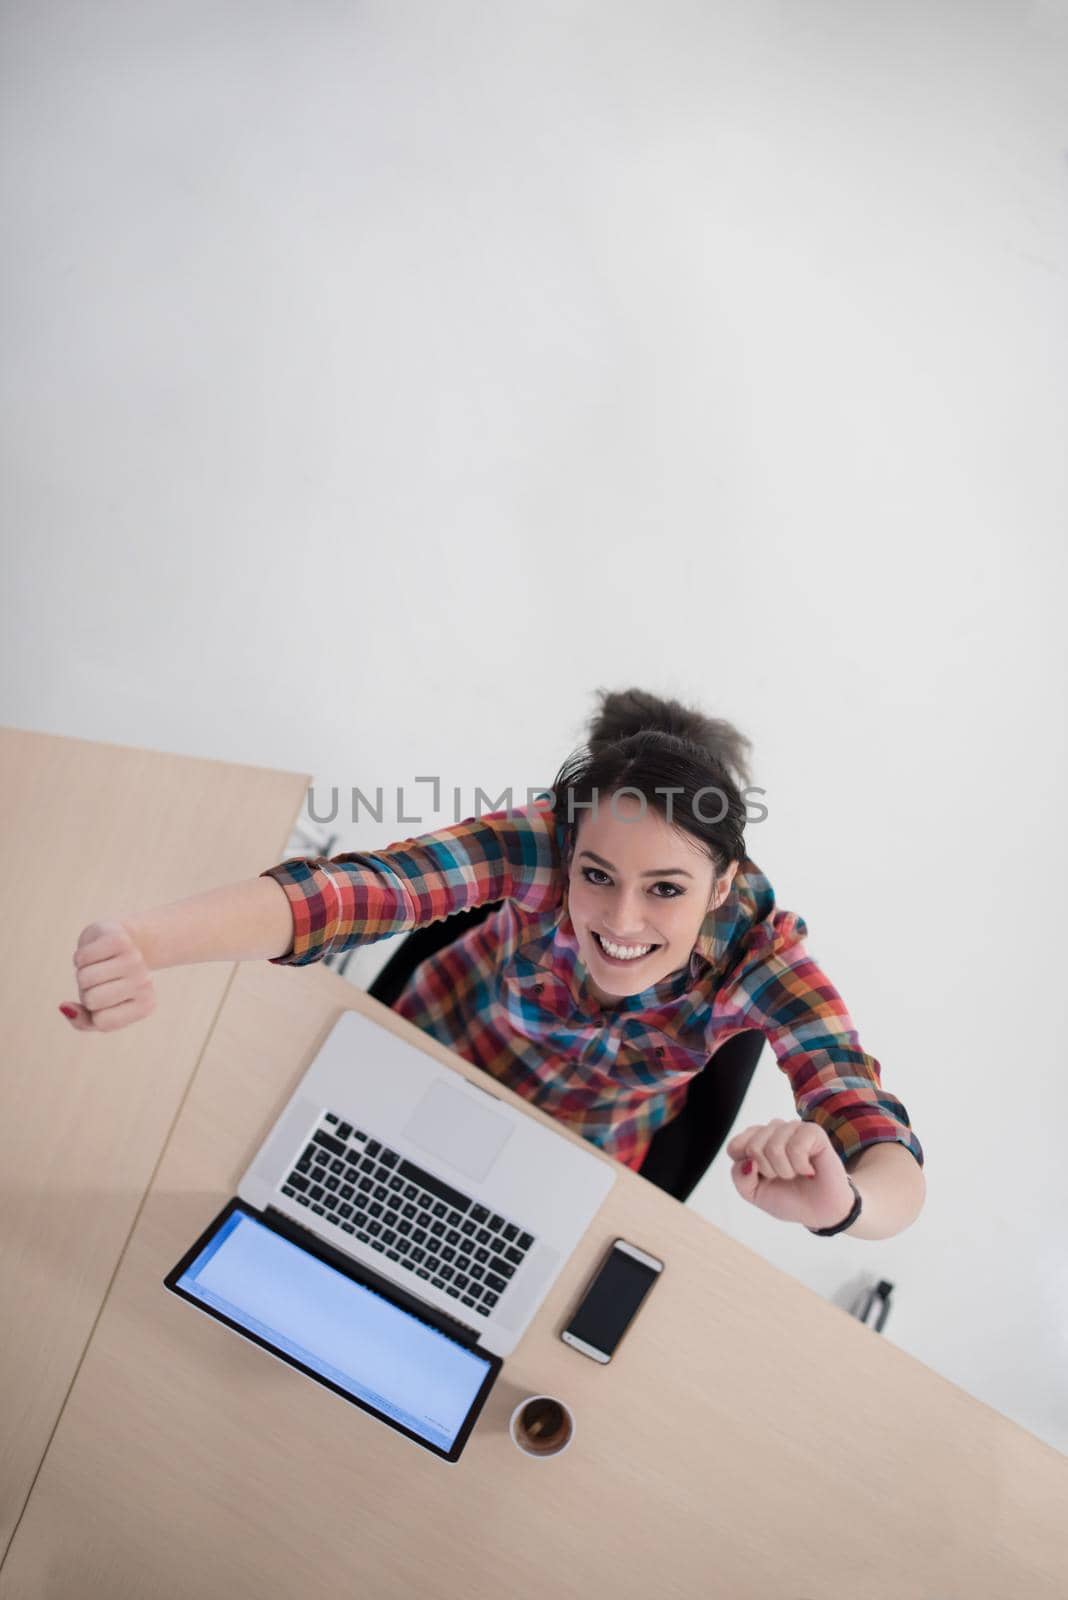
[0,728,307,1560]
[2,730,1066,1598]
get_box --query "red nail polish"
[742,1159,753,1175]
[59,1005,77,1019]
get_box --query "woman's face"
[564,791,738,1006]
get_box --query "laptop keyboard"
[279,1111,538,1319]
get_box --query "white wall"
[3,0,1065,1456]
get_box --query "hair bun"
[586,686,753,789]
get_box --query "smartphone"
[560,1238,664,1363]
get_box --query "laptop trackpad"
[401,1079,515,1183]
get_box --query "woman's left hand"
[726,1118,856,1230]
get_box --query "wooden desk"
[3,945,1066,1598]
[0,728,308,1562]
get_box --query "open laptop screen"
[166,1202,497,1461]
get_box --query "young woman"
[60,687,925,1240]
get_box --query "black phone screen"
[563,1243,661,1358]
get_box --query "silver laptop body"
[238,1007,618,1357]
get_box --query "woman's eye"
[580,867,681,898]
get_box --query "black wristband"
[806,1176,863,1237]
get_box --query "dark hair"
[547,687,752,879]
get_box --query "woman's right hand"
[60,919,157,1033]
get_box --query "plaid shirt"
[260,798,924,1177]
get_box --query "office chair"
[366,899,765,1203]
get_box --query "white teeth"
[597,932,655,961]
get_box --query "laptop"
[164,1006,617,1463]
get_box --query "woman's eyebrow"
[578,850,693,879]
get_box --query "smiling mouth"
[592,930,662,964]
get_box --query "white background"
[2,0,1065,1456]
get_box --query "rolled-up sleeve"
[259,799,564,966]
[717,915,925,1171]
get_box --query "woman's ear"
[710,860,739,912]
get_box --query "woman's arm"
[123,876,296,969]
[843,1142,927,1239]
[259,799,564,967]
[113,800,563,975]
[718,927,925,1174]
[714,906,925,1242]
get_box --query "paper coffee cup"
[508,1394,575,1459]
